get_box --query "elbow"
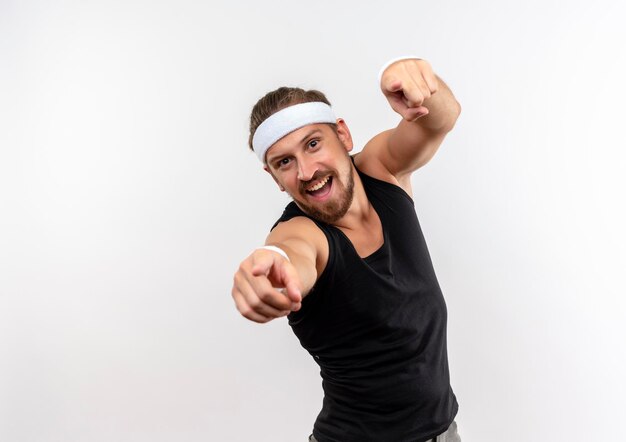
[449,98,462,126]
[440,99,462,133]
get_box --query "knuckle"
[248,297,262,310]
[239,305,253,318]
[409,91,422,101]
[259,290,274,303]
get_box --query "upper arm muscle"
[363,122,448,175]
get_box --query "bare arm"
[231,217,326,323]
[356,59,461,191]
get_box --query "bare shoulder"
[267,215,329,279]
[270,215,324,237]
[353,132,413,197]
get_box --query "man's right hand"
[232,248,303,323]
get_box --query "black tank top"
[272,162,458,442]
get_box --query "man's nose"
[297,158,318,182]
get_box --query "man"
[232,57,462,442]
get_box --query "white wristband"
[377,55,421,86]
[257,245,290,262]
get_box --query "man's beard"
[293,167,355,224]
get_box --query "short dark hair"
[248,87,332,151]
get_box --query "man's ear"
[335,118,354,152]
[264,166,285,191]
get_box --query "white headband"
[252,102,337,163]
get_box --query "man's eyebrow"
[266,150,286,165]
[267,129,324,164]
[299,129,322,144]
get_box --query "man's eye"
[308,140,319,148]
[278,158,291,167]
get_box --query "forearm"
[370,64,461,175]
[387,77,460,162]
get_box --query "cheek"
[279,173,299,192]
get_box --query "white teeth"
[307,176,330,192]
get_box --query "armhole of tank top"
[286,221,336,324]
[358,169,415,206]
[304,219,335,301]
[351,156,415,206]
[271,213,337,323]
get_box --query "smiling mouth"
[305,176,333,198]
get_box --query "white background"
[1,1,625,441]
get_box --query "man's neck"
[331,171,374,232]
